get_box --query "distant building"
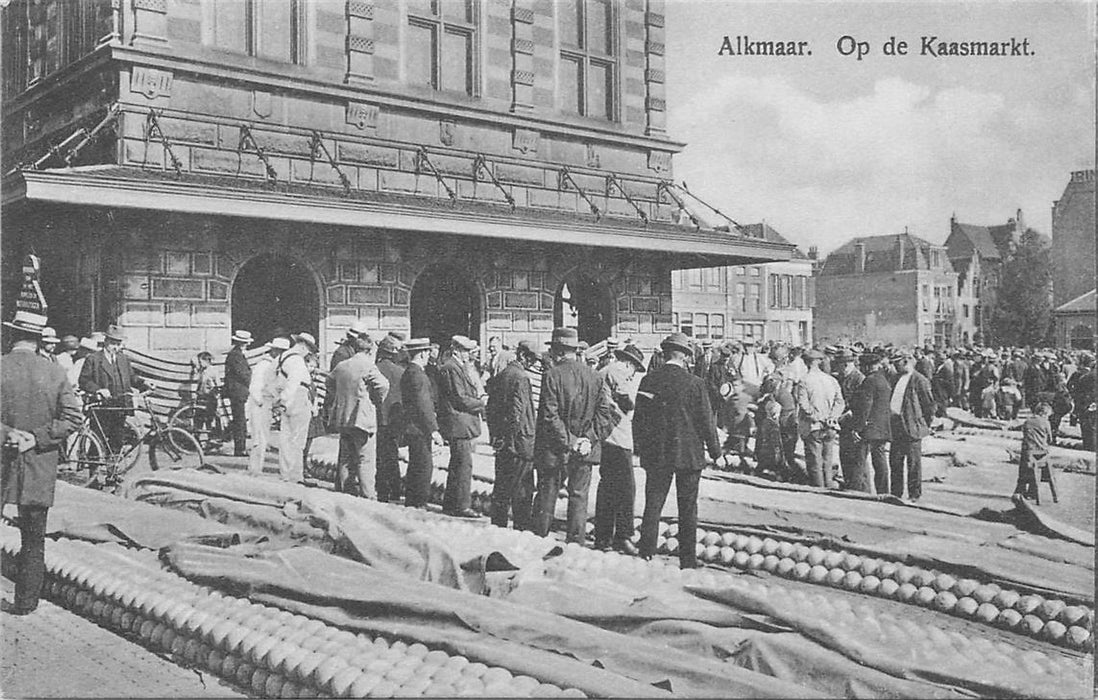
[1052,290,1096,350]
[671,223,814,345]
[945,210,1025,345]
[1051,170,1096,309]
[816,232,958,348]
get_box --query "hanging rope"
[237,124,278,182]
[605,173,648,225]
[679,181,744,233]
[144,109,184,178]
[472,155,515,210]
[308,130,351,194]
[558,166,601,219]
[65,104,121,167]
[414,146,457,203]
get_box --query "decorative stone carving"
[346,102,379,130]
[347,34,375,54]
[130,67,173,99]
[347,0,374,19]
[513,128,538,155]
[585,144,600,168]
[252,91,272,119]
[648,151,672,173]
[439,120,456,146]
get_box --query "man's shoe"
[614,540,639,556]
[593,540,612,552]
[2,599,36,616]
[451,508,479,518]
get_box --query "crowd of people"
[4,303,1098,614]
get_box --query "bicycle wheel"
[169,405,208,443]
[150,427,205,470]
[65,428,108,488]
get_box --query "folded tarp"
[44,481,242,549]
[163,542,819,699]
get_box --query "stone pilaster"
[345,0,375,85]
[131,0,170,49]
[644,0,666,135]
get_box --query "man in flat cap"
[594,343,645,554]
[531,328,618,541]
[401,338,445,508]
[849,351,892,494]
[485,339,539,530]
[795,348,845,488]
[437,335,485,517]
[326,331,389,495]
[374,334,405,503]
[888,351,935,502]
[831,348,865,490]
[635,333,721,568]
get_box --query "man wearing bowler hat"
[2,310,82,615]
[850,351,892,494]
[78,323,148,452]
[634,333,721,568]
[223,330,254,457]
[437,335,486,517]
[531,327,618,541]
[326,332,389,495]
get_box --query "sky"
[664,1,1096,255]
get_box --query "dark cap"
[661,332,694,355]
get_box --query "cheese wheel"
[823,551,844,570]
[897,583,918,602]
[808,565,829,584]
[933,590,958,612]
[733,551,750,569]
[1059,605,1087,627]
[879,579,900,598]
[973,583,1001,605]
[704,544,720,562]
[791,544,810,562]
[762,555,780,573]
[859,575,881,595]
[1043,620,1067,642]
[806,547,826,567]
[877,561,898,580]
[843,570,863,591]
[776,558,796,577]
[826,568,846,587]
[1038,599,1066,622]
[747,553,766,570]
[1066,626,1091,649]
[955,597,979,617]
[996,608,1023,630]
[761,538,780,556]
[915,586,937,606]
[745,537,764,555]
[1015,595,1041,615]
[1022,614,1044,636]
[777,541,795,559]
[912,569,937,588]
[893,566,915,585]
[720,532,737,547]
[975,602,1000,623]
[934,573,956,593]
[792,562,811,580]
[860,558,880,577]
[719,546,736,565]
[992,589,1020,610]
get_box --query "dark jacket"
[329,340,356,372]
[223,345,252,402]
[836,367,865,429]
[78,349,147,397]
[486,360,536,459]
[850,369,892,442]
[400,363,439,437]
[376,357,405,428]
[2,349,82,507]
[889,371,935,441]
[436,357,484,440]
[535,357,617,464]
[634,362,721,473]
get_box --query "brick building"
[945,211,1025,345]
[671,223,814,345]
[1051,169,1095,309]
[1052,290,1095,350]
[1,0,792,362]
[815,232,958,348]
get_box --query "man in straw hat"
[223,330,254,457]
[530,328,618,542]
[78,323,147,451]
[401,338,445,508]
[247,337,290,475]
[437,335,485,517]
[2,310,82,615]
[274,332,321,484]
[634,333,721,569]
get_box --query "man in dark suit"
[635,333,721,569]
[2,311,82,615]
[223,330,253,457]
[832,348,865,490]
[530,327,618,542]
[78,324,148,451]
[401,338,444,508]
[374,335,405,503]
[931,351,955,417]
[326,334,389,497]
[849,352,893,494]
[437,335,486,517]
[888,351,935,502]
[485,340,538,530]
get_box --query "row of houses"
[671,169,1095,350]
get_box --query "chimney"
[1015,208,1024,234]
[808,246,819,260]
[896,235,906,269]
[854,242,866,273]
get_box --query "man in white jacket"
[274,333,317,483]
[247,338,289,474]
[795,349,845,488]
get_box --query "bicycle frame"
[78,394,175,476]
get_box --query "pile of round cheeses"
[0,526,584,699]
[653,523,1092,649]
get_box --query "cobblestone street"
[0,575,240,698]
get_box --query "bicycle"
[64,390,204,490]
[167,392,227,454]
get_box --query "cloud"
[670,75,1091,254]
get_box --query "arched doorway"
[554,271,612,344]
[1070,324,1094,350]
[410,265,481,346]
[232,255,319,345]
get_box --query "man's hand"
[852,431,863,443]
[572,437,592,457]
[431,431,445,446]
[96,388,112,399]
[5,429,36,454]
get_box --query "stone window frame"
[557,0,619,121]
[405,0,480,97]
[204,0,311,66]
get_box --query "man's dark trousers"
[889,438,922,499]
[15,506,48,611]
[443,437,474,513]
[856,439,890,495]
[403,434,434,508]
[490,450,533,530]
[374,425,403,503]
[229,397,247,455]
[638,469,701,568]
[336,428,372,497]
[594,444,634,547]
[531,455,592,543]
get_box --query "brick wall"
[815,271,919,347]
[1052,170,1096,307]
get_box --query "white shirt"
[601,360,639,451]
[249,356,274,405]
[891,372,912,415]
[797,366,844,430]
[737,352,775,397]
[278,350,311,409]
